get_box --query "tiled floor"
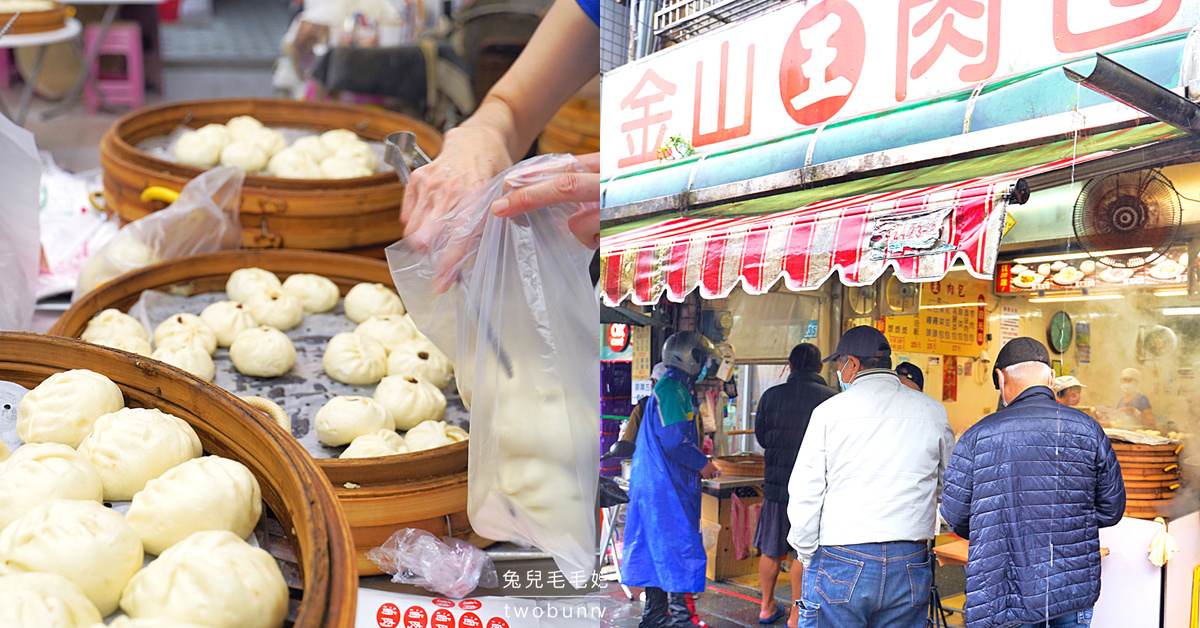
[160,0,293,67]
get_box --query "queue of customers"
[621,327,1126,628]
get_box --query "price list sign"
[879,276,988,358]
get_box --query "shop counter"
[701,475,764,581]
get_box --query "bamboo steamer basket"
[0,332,356,626]
[1111,440,1183,520]
[98,98,443,257]
[50,249,477,575]
[712,453,765,477]
[0,2,67,34]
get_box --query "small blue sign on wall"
[804,320,819,339]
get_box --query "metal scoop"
[384,131,431,184]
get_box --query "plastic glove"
[400,125,513,242]
[490,151,600,249]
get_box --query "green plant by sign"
[656,135,696,161]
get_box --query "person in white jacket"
[787,325,955,628]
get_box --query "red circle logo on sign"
[403,606,429,628]
[459,600,482,611]
[486,619,510,628]
[459,612,482,628]
[607,323,629,353]
[432,609,455,628]
[377,603,402,628]
[778,0,866,126]
[433,599,455,608]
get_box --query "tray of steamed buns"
[70,265,469,463]
[52,250,475,574]
[0,332,357,627]
[152,115,386,180]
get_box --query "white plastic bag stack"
[388,154,600,585]
[0,114,41,331]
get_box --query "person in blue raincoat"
[622,331,722,628]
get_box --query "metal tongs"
[384,131,431,185]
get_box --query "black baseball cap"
[992,337,1051,390]
[822,325,891,363]
[896,362,924,391]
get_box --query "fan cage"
[1072,169,1182,269]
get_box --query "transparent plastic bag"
[74,167,245,299]
[367,528,499,599]
[0,114,41,331]
[387,154,600,586]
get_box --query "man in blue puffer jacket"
[941,337,1125,628]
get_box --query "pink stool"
[83,21,144,113]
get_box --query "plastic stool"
[82,21,144,113]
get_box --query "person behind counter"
[1052,375,1086,407]
[752,343,836,626]
[941,337,1125,628]
[1117,367,1155,426]
[622,332,721,628]
[787,326,954,627]
[895,361,925,392]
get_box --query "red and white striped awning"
[600,157,1094,306]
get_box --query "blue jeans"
[1015,607,1093,628]
[796,541,930,628]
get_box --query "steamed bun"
[245,290,304,331]
[374,375,446,430]
[0,443,103,532]
[322,332,387,386]
[119,530,288,628]
[354,314,419,353]
[404,420,467,452]
[200,300,258,347]
[340,429,408,459]
[80,308,148,343]
[153,313,217,355]
[229,326,296,378]
[90,335,153,356]
[319,154,372,179]
[386,338,454,388]
[266,148,322,179]
[151,343,216,382]
[17,369,124,448]
[224,115,264,136]
[219,141,268,172]
[77,408,203,501]
[0,572,103,628]
[125,456,262,556]
[343,282,405,323]
[314,395,393,447]
[225,268,281,303]
[0,499,144,616]
[280,273,340,313]
[172,131,222,168]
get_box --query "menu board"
[877,276,988,358]
[630,325,652,380]
[995,248,1188,293]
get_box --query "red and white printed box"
[357,588,606,628]
[358,588,541,628]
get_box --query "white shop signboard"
[601,0,1200,176]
